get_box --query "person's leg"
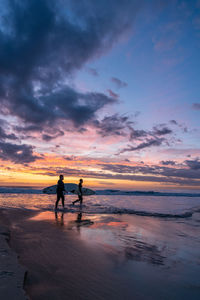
[80,195,83,205]
[61,194,65,208]
[55,194,60,210]
[72,198,79,205]
[73,194,83,205]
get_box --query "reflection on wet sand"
[5,208,200,300]
[66,210,94,233]
[55,211,64,226]
[29,210,192,269]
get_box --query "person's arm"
[61,181,65,192]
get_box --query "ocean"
[0,187,200,218]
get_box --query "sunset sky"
[0,0,200,189]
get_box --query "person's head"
[80,178,83,183]
[59,174,64,180]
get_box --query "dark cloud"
[119,138,164,153]
[0,142,39,163]
[1,83,116,131]
[185,158,200,170]
[122,123,174,153]
[94,114,133,137]
[15,125,42,133]
[129,128,148,140]
[152,125,172,136]
[0,0,178,163]
[0,118,38,164]
[0,125,18,141]
[107,89,119,99]
[77,127,87,134]
[96,121,174,154]
[192,103,200,110]
[0,0,142,136]
[97,162,200,184]
[33,163,200,186]
[160,160,176,165]
[64,155,78,161]
[111,77,128,88]
[87,68,99,76]
[99,162,200,180]
[169,120,188,133]
[42,130,64,142]
[170,120,178,125]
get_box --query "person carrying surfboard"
[72,179,83,205]
[55,174,65,210]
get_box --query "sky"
[0,0,200,190]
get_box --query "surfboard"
[43,183,95,195]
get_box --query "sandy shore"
[0,209,29,299]
[1,208,200,300]
[1,209,134,300]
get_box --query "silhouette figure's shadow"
[74,210,94,231]
[54,208,94,232]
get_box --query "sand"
[0,209,28,300]
[1,208,200,300]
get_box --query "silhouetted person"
[55,174,65,210]
[72,179,83,205]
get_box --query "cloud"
[34,162,200,186]
[42,130,64,142]
[0,0,142,137]
[98,162,200,182]
[185,158,200,170]
[0,0,183,165]
[0,142,39,163]
[1,85,117,134]
[111,77,128,88]
[0,124,18,141]
[119,138,165,153]
[192,103,200,110]
[170,120,178,125]
[152,125,172,136]
[87,68,99,76]
[129,128,148,140]
[0,118,39,164]
[160,160,176,165]
[107,89,119,99]
[94,114,133,137]
[90,120,175,154]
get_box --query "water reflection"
[65,209,94,233]
[55,211,64,226]
[28,210,199,268]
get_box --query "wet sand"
[1,208,200,299]
[0,209,28,299]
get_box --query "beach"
[0,1,200,299]
[0,209,27,299]
[0,192,200,299]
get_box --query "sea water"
[0,188,200,218]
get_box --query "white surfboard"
[43,183,95,195]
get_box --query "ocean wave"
[95,190,200,197]
[52,204,198,218]
[0,187,42,194]
[1,187,200,197]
